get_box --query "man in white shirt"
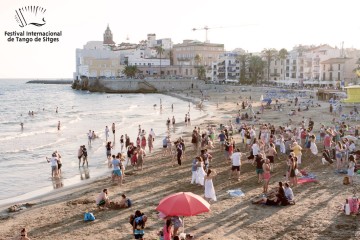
[229,148,242,181]
[284,182,294,201]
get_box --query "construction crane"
[192,24,256,43]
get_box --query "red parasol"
[156,192,210,216]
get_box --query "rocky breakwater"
[72,77,206,93]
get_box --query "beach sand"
[1,85,360,240]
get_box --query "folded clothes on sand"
[227,189,245,197]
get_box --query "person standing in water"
[56,107,58,113]
[87,130,93,146]
[105,126,110,142]
[172,116,175,125]
[20,122,24,130]
[57,121,61,131]
[120,135,124,152]
[112,123,116,137]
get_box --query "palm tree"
[155,45,164,76]
[248,55,265,84]
[278,48,288,80]
[353,58,360,78]
[197,66,206,80]
[194,54,202,66]
[237,54,248,84]
[261,48,278,82]
[122,65,138,78]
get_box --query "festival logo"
[15,6,46,28]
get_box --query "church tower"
[103,24,115,45]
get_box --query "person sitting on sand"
[119,194,131,208]
[284,182,294,202]
[253,182,289,206]
[17,228,31,240]
[96,189,110,209]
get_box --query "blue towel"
[227,189,245,197]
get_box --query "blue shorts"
[113,169,122,176]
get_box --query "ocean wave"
[0,137,67,154]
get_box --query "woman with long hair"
[204,168,217,202]
[335,141,344,170]
[289,157,298,187]
[262,159,271,193]
[163,219,173,240]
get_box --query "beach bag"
[127,198,132,207]
[84,212,95,221]
[343,176,350,185]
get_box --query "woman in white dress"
[204,169,217,202]
[196,157,206,186]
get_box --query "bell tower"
[103,24,115,45]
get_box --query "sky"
[0,0,359,79]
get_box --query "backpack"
[84,212,95,221]
[127,198,132,207]
[343,176,350,185]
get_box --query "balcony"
[270,73,280,77]
[177,57,191,61]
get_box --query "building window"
[190,69,193,75]
[329,72,332,80]
[338,72,340,81]
[338,64,340,70]
[286,73,289,77]
[186,69,188,75]
[323,72,325,80]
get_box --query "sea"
[0,79,210,206]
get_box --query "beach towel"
[227,189,245,197]
[297,178,318,184]
[348,197,359,214]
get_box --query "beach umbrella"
[342,135,358,141]
[156,192,210,232]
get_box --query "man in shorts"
[111,154,122,185]
[229,148,242,181]
[96,189,110,209]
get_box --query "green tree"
[248,55,265,84]
[237,54,248,84]
[194,54,202,66]
[197,66,206,80]
[278,48,288,80]
[122,65,138,78]
[155,46,164,76]
[261,48,278,82]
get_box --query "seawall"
[27,80,73,84]
[72,78,212,93]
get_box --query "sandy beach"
[1,85,360,240]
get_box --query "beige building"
[81,56,124,78]
[172,40,224,66]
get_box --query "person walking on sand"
[347,155,356,185]
[262,158,271,193]
[204,169,217,202]
[147,134,153,153]
[253,153,264,183]
[191,157,199,184]
[229,148,241,181]
[137,147,146,171]
[196,157,206,186]
[111,154,123,185]
[141,135,147,150]
[105,126,110,142]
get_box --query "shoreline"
[0,92,213,211]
